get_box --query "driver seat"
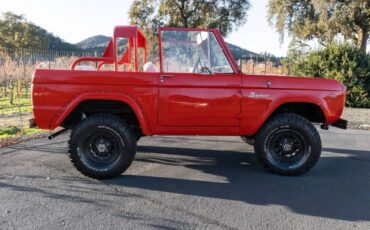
[143,62,158,72]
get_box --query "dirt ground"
[342,108,370,129]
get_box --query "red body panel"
[240,75,345,135]
[31,26,346,136]
[32,69,159,135]
[32,70,345,136]
[158,73,241,127]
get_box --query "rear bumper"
[331,118,347,129]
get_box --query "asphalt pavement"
[0,128,370,230]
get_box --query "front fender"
[240,90,330,136]
[49,91,152,135]
[266,96,328,122]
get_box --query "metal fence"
[237,58,287,75]
[0,48,94,69]
[0,48,95,133]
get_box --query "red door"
[158,73,241,127]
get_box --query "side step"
[48,128,68,140]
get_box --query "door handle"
[160,75,174,83]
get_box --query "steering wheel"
[192,57,212,74]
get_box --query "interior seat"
[143,62,158,72]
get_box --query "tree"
[268,0,370,51]
[129,0,250,58]
[129,0,160,59]
[157,0,250,36]
[0,12,80,51]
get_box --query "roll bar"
[71,26,147,72]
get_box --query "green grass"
[0,126,42,138]
[0,87,32,115]
[0,104,32,115]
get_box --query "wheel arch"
[50,91,152,135]
[268,101,327,124]
[244,98,328,137]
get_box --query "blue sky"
[0,0,289,56]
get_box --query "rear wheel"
[68,114,136,179]
[254,113,321,176]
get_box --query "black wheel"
[241,136,254,146]
[68,114,136,179]
[134,129,143,142]
[254,113,321,176]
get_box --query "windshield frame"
[158,27,240,74]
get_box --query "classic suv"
[31,26,347,179]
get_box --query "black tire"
[134,130,143,142]
[241,136,254,146]
[68,114,136,179]
[254,113,321,176]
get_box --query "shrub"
[0,126,21,136]
[285,43,370,108]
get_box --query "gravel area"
[342,108,370,129]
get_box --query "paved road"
[1,128,370,230]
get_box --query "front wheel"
[68,114,136,179]
[254,113,321,176]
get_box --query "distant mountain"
[76,35,111,49]
[227,43,258,60]
[76,35,110,55]
[76,35,260,60]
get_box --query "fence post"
[48,50,51,69]
[18,103,23,132]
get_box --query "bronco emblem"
[248,92,269,98]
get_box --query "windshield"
[161,30,233,74]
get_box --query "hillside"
[76,35,111,55]
[0,12,80,51]
[227,43,258,59]
[76,35,111,49]
[76,35,260,60]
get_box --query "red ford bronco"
[31,26,347,179]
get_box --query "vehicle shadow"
[1,140,67,156]
[105,145,370,222]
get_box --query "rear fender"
[49,91,152,135]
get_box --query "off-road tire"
[68,114,136,179]
[133,128,143,142]
[254,113,321,176]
